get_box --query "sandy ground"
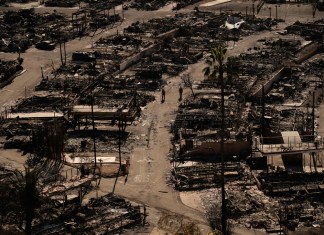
[0,149,27,171]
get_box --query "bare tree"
[181,73,196,99]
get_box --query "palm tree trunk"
[220,65,227,235]
[63,39,67,66]
[25,209,33,235]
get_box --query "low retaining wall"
[252,67,288,98]
[119,43,161,72]
[119,28,180,72]
[294,41,320,64]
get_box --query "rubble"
[171,162,243,191]
[45,0,79,7]
[129,0,169,11]
[0,164,142,235]
[33,192,142,235]
[128,0,203,11]
[285,20,324,43]
[0,5,323,234]
[0,9,71,53]
[0,58,23,87]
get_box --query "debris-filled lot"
[166,14,324,233]
[0,9,71,52]
[0,6,123,53]
[0,58,23,85]
[0,163,143,235]
[0,3,324,235]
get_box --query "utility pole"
[59,40,63,65]
[312,91,315,140]
[122,3,124,20]
[114,6,116,24]
[261,85,265,137]
[63,36,67,65]
[112,115,126,194]
[91,94,97,174]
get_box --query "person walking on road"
[161,87,166,103]
[179,85,183,101]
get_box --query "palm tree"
[0,167,41,235]
[203,46,227,235]
[19,168,41,234]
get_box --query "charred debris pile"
[44,0,125,10]
[0,9,71,52]
[125,12,276,78]
[170,78,251,191]
[243,24,324,232]
[285,19,324,43]
[0,164,143,234]
[170,22,324,189]
[168,14,282,191]
[0,11,323,233]
[0,33,157,172]
[128,0,170,10]
[127,0,201,11]
[167,19,324,233]
[44,0,79,7]
[0,6,124,53]
[0,11,280,175]
[32,193,143,235]
[0,58,23,85]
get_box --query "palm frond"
[203,46,228,85]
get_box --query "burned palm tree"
[203,46,227,235]
[28,120,66,174]
[0,166,42,235]
[19,167,41,234]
